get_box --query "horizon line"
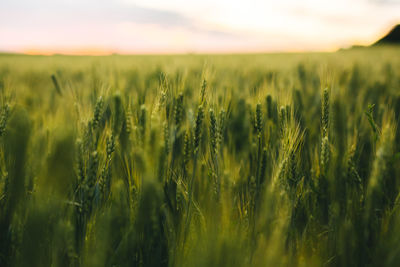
[1,23,398,56]
[0,46,357,56]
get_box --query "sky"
[0,0,399,54]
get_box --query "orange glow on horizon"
[18,47,336,56]
[15,33,384,56]
[22,48,117,56]
[0,13,400,56]
[11,23,396,56]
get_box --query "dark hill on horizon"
[373,24,400,45]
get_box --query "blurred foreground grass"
[0,47,400,266]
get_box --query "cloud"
[0,0,246,53]
[0,1,238,39]
[1,0,399,53]
[98,4,239,38]
[369,0,400,5]
[116,5,195,29]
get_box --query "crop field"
[0,47,400,266]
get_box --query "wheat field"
[0,47,400,266]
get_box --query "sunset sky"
[1,0,400,54]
